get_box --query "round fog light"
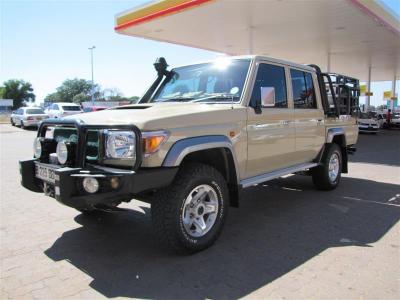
[82,177,99,194]
[56,141,69,165]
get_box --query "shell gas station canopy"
[115,0,399,83]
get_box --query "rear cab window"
[62,106,81,111]
[26,109,45,114]
[290,69,317,109]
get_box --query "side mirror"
[260,87,275,107]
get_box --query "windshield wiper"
[160,97,195,102]
[191,94,240,103]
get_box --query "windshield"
[359,113,369,119]
[151,59,251,103]
[26,109,45,114]
[62,106,81,111]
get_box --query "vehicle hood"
[63,103,245,130]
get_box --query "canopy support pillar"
[390,75,397,110]
[366,65,372,111]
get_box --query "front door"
[246,62,296,178]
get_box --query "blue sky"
[1,0,399,107]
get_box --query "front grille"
[51,127,99,164]
[37,119,142,170]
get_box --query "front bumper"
[358,125,379,132]
[20,159,178,209]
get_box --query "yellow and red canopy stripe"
[115,0,214,31]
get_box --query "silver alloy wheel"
[328,153,340,183]
[181,184,219,238]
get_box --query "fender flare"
[325,127,348,173]
[326,127,346,146]
[162,135,240,184]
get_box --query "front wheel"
[10,118,15,126]
[151,163,229,254]
[312,143,342,190]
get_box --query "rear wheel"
[312,144,342,190]
[152,163,229,254]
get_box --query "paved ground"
[1,123,399,299]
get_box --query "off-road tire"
[312,143,342,191]
[151,163,229,254]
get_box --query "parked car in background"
[376,112,400,128]
[357,112,379,133]
[83,106,108,112]
[389,112,400,128]
[47,103,82,119]
[10,107,48,129]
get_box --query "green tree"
[1,79,35,109]
[0,86,5,98]
[72,92,90,103]
[55,78,95,102]
[44,92,61,103]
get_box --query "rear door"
[246,62,296,178]
[290,68,325,163]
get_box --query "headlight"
[105,131,136,160]
[142,130,169,156]
[33,137,42,158]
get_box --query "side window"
[290,69,317,109]
[250,63,287,108]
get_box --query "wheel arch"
[324,128,348,173]
[163,135,241,207]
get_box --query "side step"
[240,162,318,188]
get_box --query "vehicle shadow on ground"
[45,176,400,299]
[351,130,400,167]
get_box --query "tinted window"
[62,106,81,111]
[250,63,287,108]
[26,109,45,114]
[290,69,317,109]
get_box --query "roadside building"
[0,99,13,113]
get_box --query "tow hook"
[43,182,54,197]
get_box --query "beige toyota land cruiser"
[20,56,359,253]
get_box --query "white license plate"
[35,163,57,184]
